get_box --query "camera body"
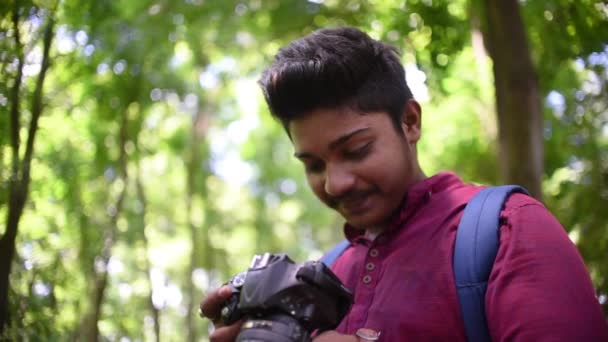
[220,253,353,342]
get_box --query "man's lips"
[333,191,375,213]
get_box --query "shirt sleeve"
[486,194,608,341]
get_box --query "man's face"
[289,102,423,231]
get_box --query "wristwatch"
[356,328,381,341]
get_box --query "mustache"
[327,189,373,209]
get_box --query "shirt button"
[366,262,375,271]
[369,249,379,257]
[362,275,372,284]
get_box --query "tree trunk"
[135,167,161,342]
[186,188,198,342]
[479,0,543,199]
[80,111,129,341]
[185,110,210,342]
[0,8,54,334]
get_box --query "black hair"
[258,27,413,133]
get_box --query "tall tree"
[184,110,212,341]
[476,0,544,199]
[135,164,161,342]
[0,2,55,334]
[79,109,129,341]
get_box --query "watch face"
[356,328,381,341]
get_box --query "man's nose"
[324,165,355,197]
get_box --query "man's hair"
[258,27,413,133]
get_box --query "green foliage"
[543,55,608,307]
[1,0,607,339]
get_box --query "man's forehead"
[289,108,387,134]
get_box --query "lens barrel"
[236,314,310,342]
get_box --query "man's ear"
[400,99,422,144]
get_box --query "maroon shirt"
[330,172,608,341]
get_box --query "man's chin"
[344,214,387,232]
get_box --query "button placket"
[362,247,379,284]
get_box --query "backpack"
[320,185,529,342]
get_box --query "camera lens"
[236,314,310,342]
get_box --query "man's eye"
[344,142,372,159]
[304,161,324,173]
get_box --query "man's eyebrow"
[328,127,370,150]
[293,127,370,159]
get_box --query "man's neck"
[365,228,382,241]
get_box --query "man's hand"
[199,286,243,342]
[313,331,359,342]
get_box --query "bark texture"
[480,0,544,199]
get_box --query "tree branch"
[9,0,24,184]
[21,13,55,190]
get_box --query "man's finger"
[200,286,233,320]
[209,320,243,342]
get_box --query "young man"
[200,27,608,341]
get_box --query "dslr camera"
[219,253,353,342]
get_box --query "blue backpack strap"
[453,185,529,342]
[320,239,351,267]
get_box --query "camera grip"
[297,262,352,303]
[221,291,243,325]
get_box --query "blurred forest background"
[1,0,607,340]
